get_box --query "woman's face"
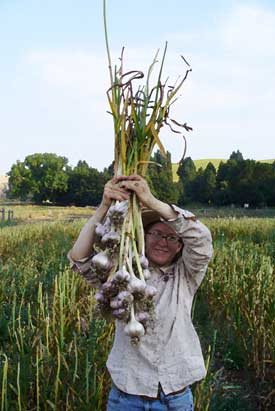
[145,222,182,267]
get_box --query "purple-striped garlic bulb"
[101,280,118,298]
[95,223,108,238]
[107,201,128,225]
[101,230,120,246]
[95,291,108,304]
[113,266,131,284]
[110,290,133,309]
[112,308,129,320]
[135,311,150,324]
[144,285,157,299]
[128,276,146,295]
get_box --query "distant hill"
[172,159,274,182]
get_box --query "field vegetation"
[0,205,94,224]
[0,210,274,410]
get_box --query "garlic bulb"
[92,251,112,272]
[113,266,131,283]
[112,308,128,320]
[124,305,145,338]
[135,312,150,324]
[143,269,151,280]
[110,298,123,309]
[107,201,128,224]
[144,285,157,299]
[101,231,120,245]
[95,223,108,238]
[113,200,128,215]
[116,290,133,306]
[110,290,133,309]
[139,255,149,269]
[101,280,118,298]
[95,291,106,303]
[129,277,146,294]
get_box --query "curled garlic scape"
[91,197,156,343]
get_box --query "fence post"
[8,210,12,221]
[1,207,5,221]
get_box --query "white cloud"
[221,4,275,57]
[24,50,109,97]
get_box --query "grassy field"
[0,210,275,410]
[0,205,94,224]
[1,204,274,227]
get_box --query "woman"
[68,174,213,411]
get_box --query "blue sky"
[1,0,274,175]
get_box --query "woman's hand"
[115,175,157,209]
[101,177,130,208]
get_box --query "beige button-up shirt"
[68,207,213,397]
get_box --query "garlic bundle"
[101,0,193,342]
[91,198,157,344]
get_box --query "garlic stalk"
[133,193,145,255]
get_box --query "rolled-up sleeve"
[165,205,213,294]
[67,250,100,288]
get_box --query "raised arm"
[69,177,130,261]
[166,205,213,292]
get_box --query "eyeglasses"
[146,230,180,244]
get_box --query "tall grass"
[0,217,274,410]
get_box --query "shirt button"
[163,275,169,282]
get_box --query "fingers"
[104,175,148,203]
[105,187,129,202]
[119,180,143,191]
[119,177,148,191]
[113,174,144,183]
[104,180,130,202]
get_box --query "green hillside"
[172,159,274,182]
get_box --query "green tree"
[214,161,233,205]
[192,162,216,204]
[147,150,179,204]
[63,161,107,206]
[229,150,244,162]
[8,153,69,202]
[7,161,33,201]
[177,157,196,204]
[214,159,275,206]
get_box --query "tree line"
[6,150,275,207]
